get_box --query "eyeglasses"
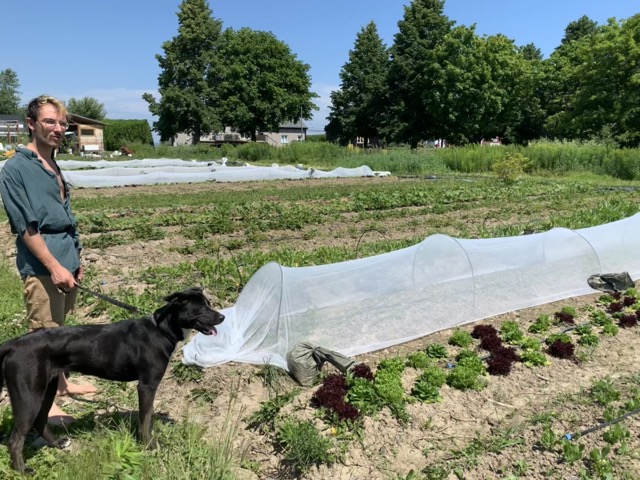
[37,118,69,130]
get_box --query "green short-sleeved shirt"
[0,147,81,277]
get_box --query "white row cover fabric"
[183,214,640,370]
[0,157,375,187]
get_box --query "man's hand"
[50,264,76,289]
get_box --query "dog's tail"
[0,340,13,395]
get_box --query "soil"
[1,177,640,480]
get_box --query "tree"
[386,0,454,147]
[218,28,317,141]
[562,15,640,146]
[66,97,107,120]
[0,68,21,115]
[143,0,224,144]
[518,43,543,61]
[544,16,600,139]
[326,22,389,146]
[561,15,598,45]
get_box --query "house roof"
[0,114,23,123]
[68,113,106,126]
[280,121,307,129]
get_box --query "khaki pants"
[23,275,77,332]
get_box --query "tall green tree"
[386,0,453,148]
[0,68,21,115]
[563,15,640,146]
[218,28,317,141]
[326,22,389,147]
[66,96,107,120]
[143,0,224,144]
[544,16,600,138]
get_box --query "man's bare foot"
[48,403,76,427]
[57,381,98,397]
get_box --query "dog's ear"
[163,287,204,303]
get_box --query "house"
[0,114,27,146]
[171,122,308,147]
[480,136,502,147]
[256,121,307,147]
[67,113,106,153]
[171,126,251,147]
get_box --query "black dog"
[0,287,224,474]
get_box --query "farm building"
[172,121,308,147]
[67,113,106,154]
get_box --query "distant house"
[0,114,27,146]
[256,121,307,147]
[171,122,308,148]
[480,136,502,147]
[67,113,106,153]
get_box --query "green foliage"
[424,343,448,359]
[528,314,551,333]
[561,439,585,464]
[602,424,630,445]
[406,351,432,369]
[245,390,298,433]
[540,425,559,451]
[491,152,531,183]
[448,329,473,348]
[411,365,446,403]
[67,97,107,120]
[104,119,153,151]
[520,350,550,367]
[170,361,205,385]
[590,378,620,406]
[447,351,487,391]
[0,68,21,115]
[327,21,389,146]
[275,419,336,475]
[500,321,524,344]
[219,28,317,139]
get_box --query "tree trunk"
[192,125,201,145]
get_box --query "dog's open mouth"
[201,326,218,336]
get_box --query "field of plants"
[2,145,640,479]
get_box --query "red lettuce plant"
[487,356,514,376]
[479,334,503,352]
[608,301,624,314]
[471,324,498,339]
[312,373,361,422]
[350,363,374,381]
[623,296,637,307]
[619,313,638,328]
[547,339,575,359]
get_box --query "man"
[0,95,96,425]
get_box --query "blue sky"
[5,1,638,136]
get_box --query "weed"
[561,439,585,464]
[602,423,630,445]
[246,389,299,433]
[170,361,205,385]
[276,419,336,476]
[590,378,620,406]
[540,425,559,451]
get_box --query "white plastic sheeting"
[9,158,374,187]
[183,214,640,370]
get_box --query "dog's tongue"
[209,326,218,336]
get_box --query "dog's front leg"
[137,383,158,447]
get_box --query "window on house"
[297,135,303,141]
[80,129,94,136]
[281,135,289,144]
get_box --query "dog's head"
[152,287,224,338]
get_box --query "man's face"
[28,103,67,149]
